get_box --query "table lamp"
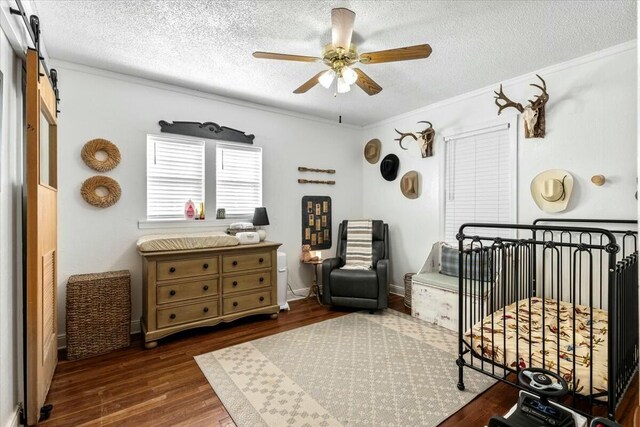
[252,207,269,241]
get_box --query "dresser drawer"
[157,257,218,281]
[223,252,271,272]
[223,270,271,294]
[223,290,271,315]
[157,278,217,304]
[157,298,218,329]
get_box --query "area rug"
[195,309,495,426]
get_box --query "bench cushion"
[413,272,491,297]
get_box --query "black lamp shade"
[252,207,270,226]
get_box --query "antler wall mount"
[494,74,549,138]
[394,121,435,158]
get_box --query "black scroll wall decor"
[159,121,255,144]
[301,196,332,250]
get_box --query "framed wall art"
[301,196,331,250]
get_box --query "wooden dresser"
[140,242,281,348]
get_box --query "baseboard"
[5,406,20,427]
[287,286,311,301]
[56,285,397,348]
[57,319,142,349]
[389,283,404,296]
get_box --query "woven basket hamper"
[404,273,415,308]
[66,270,131,360]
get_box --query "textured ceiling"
[31,0,636,126]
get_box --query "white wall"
[361,42,638,292]
[52,41,637,342]
[0,27,23,427]
[53,62,363,341]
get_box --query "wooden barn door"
[25,48,58,425]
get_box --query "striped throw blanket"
[341,220,373,270]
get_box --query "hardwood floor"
[41,294,637,426]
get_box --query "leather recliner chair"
[322,220,389,310]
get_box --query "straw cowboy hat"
[364,139,381,164]
[380,154,400,181]
[400,171,419,199]
[530,169,574,213]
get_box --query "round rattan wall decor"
[80,176,121,208]
[81,138,121,172]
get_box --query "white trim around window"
[439,116,518,243]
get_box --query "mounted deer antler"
[394,129,417,148]
[528,75,549,110]
[493,74,549,138]
[395,121,436,158]
[494,85,524,114]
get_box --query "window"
[443,122,516,242]
[216,143,262,217]
[146,135,205,220]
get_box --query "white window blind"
[146,135,205,220]
[444,124,515,243]
[216,143,262,217]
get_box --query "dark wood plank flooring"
[40,294,637,426]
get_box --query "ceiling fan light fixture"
[336,77,351,93]
[341,66,357,85]
[319,69,336,89]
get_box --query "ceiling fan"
[253,8,432,96]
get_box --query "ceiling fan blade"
[293,71,326,94]
[331,8,355,49]
[353,68,382,96]
[253,51,321,63]
[359,44,432,64]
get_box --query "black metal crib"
[455,219,638,420]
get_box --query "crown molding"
[49,38,636,133]
[49,59,361,131]
[362,39,637,129]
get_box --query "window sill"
[138,217,252,230]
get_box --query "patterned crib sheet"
[463,297,608,396]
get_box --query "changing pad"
[136,231,239,253]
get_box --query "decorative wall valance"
[158,120,255,144]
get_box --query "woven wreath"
[81,138,121,172]
[80,176,121,208]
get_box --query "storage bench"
[411,243,493,332]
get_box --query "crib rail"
[455,220,638,421]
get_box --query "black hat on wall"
[380,154,400,181]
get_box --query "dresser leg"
[270,313,279,320]
[144,340,158,349]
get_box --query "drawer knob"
[203,307,209,313]
[232,260,238,266]
[233,301,238,307]
[169,267,176,273]
[259,277,264,283]
[169,290,176,296]
[259,296,265,302]
[170,313,176,319]
[203,285,209,291]
[203,263,209,269]
[232,281,238,287]
[259,258,264,263]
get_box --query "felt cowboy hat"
[364,139,381,164]
[530,169,574,213]
[400,171,419,199]
[380,154,400,181]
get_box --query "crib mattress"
[137,232,239,253]
[463,297,608,396]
